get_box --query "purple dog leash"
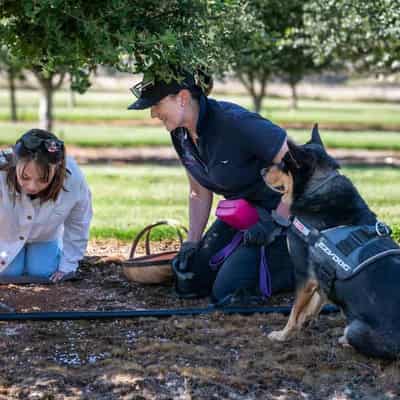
[209,232,244,270]
[209,234,272,298]
[259,246,272,298]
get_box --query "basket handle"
[129,220,188,259]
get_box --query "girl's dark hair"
[7,129,68,203]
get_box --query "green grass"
[86,165,197,241]
[286,129,400,151]
[1,89,400,130]
[0,122,169,147]
[1,122,399,150]
[85,164,400,242]
[0,89,149,121]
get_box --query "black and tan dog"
[264,126,400,359]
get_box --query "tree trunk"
[8,68,18,122]
[251,72,268,114]
[289,80,298,110]
[34,70,65,132]
[68,73,76,108]
[253,95,263,114]
[236,71,268,114]
[68,88,76,108]
[38,77,53,131]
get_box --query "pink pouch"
[215,199,259,230]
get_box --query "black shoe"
[212,289,265,308]
[174,281,209,299]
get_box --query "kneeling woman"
[128,70,294,304]
[0,129,92,283]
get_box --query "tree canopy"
[222,0,330,112]
[0,0,246,128]
[1,0,398,129]
[0,0,244,88]
[304,0,400,74]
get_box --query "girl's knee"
[0,248,25,277]
[25,241,60,277]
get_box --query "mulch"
[0,240,399,399]
[0,239,294,314]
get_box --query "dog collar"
[304,171,340,198]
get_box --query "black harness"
[290,217,400,292]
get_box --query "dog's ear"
[307,123,325,148]
[285,140,309,169]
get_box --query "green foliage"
[0,46,23,74]
[0,0,245,90]
[304,0,400,74]
[222,0,330,111]
[0,0,248,129]
[274,2,337,88]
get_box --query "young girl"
[0,129,92,283]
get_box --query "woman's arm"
[187,173,213,242]
[272,139,291,218]
[273,139,288,164]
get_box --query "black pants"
[188,219,295,302]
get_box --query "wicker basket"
[122,220,187,284]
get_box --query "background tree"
[0,0,244,131]
[221,0,283,113]
[274,4,338,110]
[304,0,400,75]
[223,0,330,113]
[0,46,24,122]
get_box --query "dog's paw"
[268,330,288,342]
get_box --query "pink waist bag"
[215,199,259,230]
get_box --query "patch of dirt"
[68,145,180,165]
[53,118,400,132]
[68,145,400,168]
[0,240,399,399]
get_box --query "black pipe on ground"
[0,304,339,322]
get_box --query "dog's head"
[263,124,340,207]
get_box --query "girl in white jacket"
[0,129,92,283]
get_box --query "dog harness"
[291,217,400,291]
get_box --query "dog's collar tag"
[293,217,310,237]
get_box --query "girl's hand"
[50,271,65,283]
[0,148,14,171]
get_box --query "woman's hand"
[50,271,66,283]
[172,241,198,272]
[243,207,281,246]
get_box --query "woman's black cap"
[128,73,196,110]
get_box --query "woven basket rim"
[122,250,177,268]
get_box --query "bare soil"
[68,146,400,167]
[0,240,399,399]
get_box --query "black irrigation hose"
[0,304,339,322]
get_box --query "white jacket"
[0,156,93,273]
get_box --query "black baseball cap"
[127,73,196,110]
